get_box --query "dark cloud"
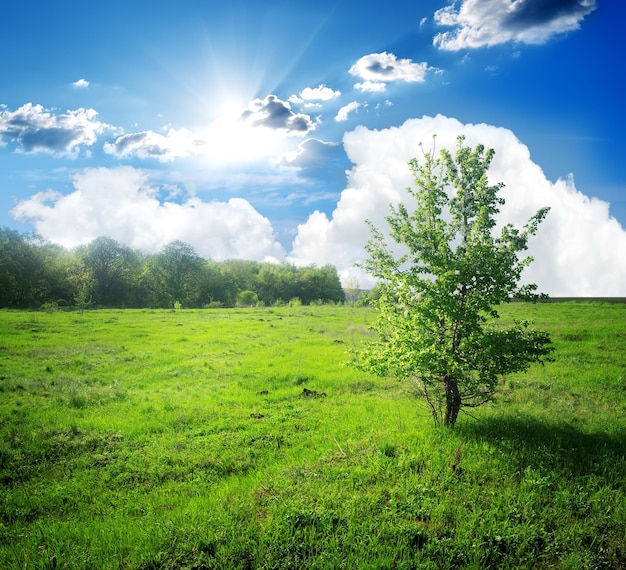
[349,53,431,83]
[20,128,83,153]
[103,129,192,162]
[434,0,598,49]
[242,95,316,135]
[111,132,149,151]
[0,103,111,156]
[503,0,597,30]
[366,61,397,76]
[110,132,169,156]
[280,138,350,181]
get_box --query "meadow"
[0,302,624,569]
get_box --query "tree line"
[0,228,346,309]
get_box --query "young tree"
[353,136,554,426]
[236,289,259,307]
[344,277,362,305]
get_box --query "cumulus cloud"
[241,94,316,135]
[0,103,115,156]
[10,166,285,262]
[72,78,90,88]
[433,0,598,50]
[103,128,196,162]
[299,84,341,101]
[335,102,362,122]
[288,115,626,296]
[349,52,432,84]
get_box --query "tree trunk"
[443,374,461,426]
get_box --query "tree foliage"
[78,237,142,306]
[353,136,554,426]
[0,232,345,309]
[142,241,205,308]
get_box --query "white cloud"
[299,84,341,101]
[434,0,598,50]
[288,115,626,296]
[0,103,115,157]
[355,81,387,93]
[103,128,195,162]
[349,52,431,83]
[10,166,285,262]
[104,93,311,165]
[72,79,90,88]
[335,102,361,122]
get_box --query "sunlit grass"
[0,303,624,568]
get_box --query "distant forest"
[0,227,347,309]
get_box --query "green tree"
[198,261,236,307]
[298,265,345,305]
[318,264,345,304]
[69,257,94,313]
[353,136,554,426]
[220,260,261,294]
[144,241,204,308]
[256,263,298,305]
[236,289,258,307]
[79,237,142,307]
[31,237,75,306]
[0,228,64,307]
[0,228,35,306]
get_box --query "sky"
[1,0,625,296]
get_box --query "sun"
[196,101,286,165]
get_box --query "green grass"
[0,303,624,569]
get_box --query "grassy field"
[0,303,624,569]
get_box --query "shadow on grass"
[458,414,626,484]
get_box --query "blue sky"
[1,0,625,294]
